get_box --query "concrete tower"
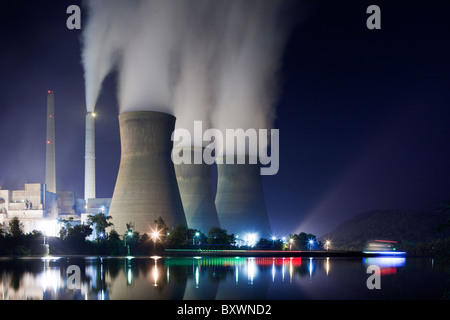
[174,146,220,233]
[109,111,187,235]
[215,156,272,240]
[84,112,96,201]
[45,90,56,194]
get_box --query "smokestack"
[45,90,56,193]
[174,146,220,233]
[85,112,96,201]
[215,156,272,239]
[109,111,187,235]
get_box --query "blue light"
[365,257,406,268]
[363,251,406,256]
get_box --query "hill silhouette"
[320,210,450,251]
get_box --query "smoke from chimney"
[81,0,294,133]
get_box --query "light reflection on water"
[0,256,447,300]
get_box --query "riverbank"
[0,249,408,259]
[163,249,405,258]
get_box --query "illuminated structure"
[85,112,96,201]
[363,239,406,255]
[215,155,272,239]
[109,111,187,234]
[45,90,56,194]
[174,146,220,233]
[0,183,59,236]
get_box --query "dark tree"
[66,224,93,247]
[207,227,235,247]
[166,224,189,248]
[8,217,24,237]
[87,213,114,240]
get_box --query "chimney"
[45,90,56,193]
[84,112,96,201]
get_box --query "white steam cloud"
[81,0,294,151]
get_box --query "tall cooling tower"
[45,90,56,193]
[109,111,187,235]
[174,146,220,233]
[84,112,96,201]
[215,156,272,240]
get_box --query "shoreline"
[0,250,409,259]
[163,249,404,258]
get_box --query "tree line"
[0,215,320,256]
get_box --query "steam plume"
[81,0,134,112]
[81,0,294,148]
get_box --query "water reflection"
[0,255,447,300]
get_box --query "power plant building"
[0,183,59,236]
[174,146,220,233]
[1,90,274,244]
[109,111,187,235]
[215,156,272,241]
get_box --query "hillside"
[319,210,450,251]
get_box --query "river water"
[0,256,448,300]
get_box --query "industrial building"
[174,146,220,234]
[0,183,59,236]
[1,90,273,244]
[0,91,112,238]
[215,155,272,241]
[109,111,187,235]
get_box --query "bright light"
[127,231,133,236]
[309,240,314,244]
[99,232,104,238]
[91,112,97,118]
[272,236,277,241]
[246,233,258,247]
[152,259,159,287]
[151,229,161,241]
[289,238,294,244]
[365,257,406,267]
[195,232,200,237]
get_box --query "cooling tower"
[109,111,187,235]
[215,156,272,240]
[45,90,56,193]
[174,146,220,233]
[84,112,96,201]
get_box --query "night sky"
[0,0,449,236]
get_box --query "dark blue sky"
[0,0,449,236]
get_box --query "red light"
[48,91,51,94]
[47,140,51,144]
[49,115,52,118]
[381,267,397,276]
